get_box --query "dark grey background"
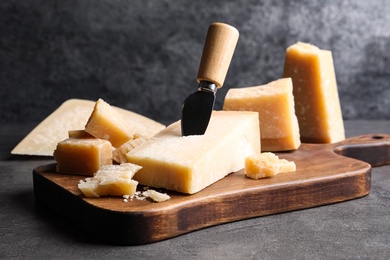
[1,0,390,125]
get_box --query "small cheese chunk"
[11,99,165,156]
[143,189,170,203]
[112,135,147,164]
[54,137,112,176]
[85,99,133,148]
[283,42,345,143]
[245,152,296,179]
[127,111,260,194]
[223,78,300,151]
[78,163,141,197]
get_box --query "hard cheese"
[127,111,261,194]
[245,152,296,179]
[85,98,133,148]
[112,135,147,164]
[223,78,300,151]
[78,163,141,197]
[54,137,112,176]
[68,130,94,139]
[11,99,165,156]
[283,42,345,143]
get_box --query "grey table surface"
[1,121,389,259]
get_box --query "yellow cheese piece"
[127,111,260,194]
[112,135,147,164]
[223,78,300,151]
[68,130,94,139]
[53,137,112,176]
[245,152,296,179]
[78,163,141,197]
[143,189,171,203]
[11,99,165,156]
[283,42,345,143]
[85,99,134,148]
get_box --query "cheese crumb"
[142,189,170,203]
[245,152,296,179]
[120,188,170,202]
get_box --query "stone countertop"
[1,121,389,259]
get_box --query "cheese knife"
[181,22,239,136]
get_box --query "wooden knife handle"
[196,22,239,88]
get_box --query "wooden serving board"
[33,134,390,245]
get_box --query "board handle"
[196,22,239,88]
[333,134,390,167]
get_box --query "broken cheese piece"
[127,111,260,194]
[223,78,300,151]
[143,189,170,203]
[245,152,296,179]
[112,135,147,164]
[78,163,141,197]
[11,99,165,156]
[85,99,133,148]
[283,42,345,143]
[54,137,112,176]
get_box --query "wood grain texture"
[33,134,390,245]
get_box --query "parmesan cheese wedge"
[283,42,345,143]
[223,78,300,151]
[85,99,133,148]
[11,99,165,156]
[127,111,260,194]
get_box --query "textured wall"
[1,0,390,124]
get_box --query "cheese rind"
[53,137,112,176]
[11,99,165,156]
[283,42,345,143]
[127,111,261,194]
[223,78,300,151]
[78,163,141,197]
[245,152,296,179]
[85,99,133,148]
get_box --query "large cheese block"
[223,78,300,151]
[283,42,345,143]
[11,99,165,156]
[126,111,260,194]
[53,137,112,176]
